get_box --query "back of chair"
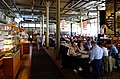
[60,45,70,68]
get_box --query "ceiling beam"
[15,3,56,9]
[0,0,13,13]
[86,1,105,10]
[62,0,85,14]
[60,0,73,12]
[10,0,22,16]
[60,1,70,3]
[69,0,83,8]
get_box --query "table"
[69,51,90,72]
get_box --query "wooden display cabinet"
[0,52,5,79]
[20,39,30,54]
[3,50,20,79]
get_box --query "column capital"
[43,0,51,7]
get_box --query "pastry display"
[0,24,20,53]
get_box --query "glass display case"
[0,24,20,55]
[0,24,20,79]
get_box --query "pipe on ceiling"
[60,0,73,12]
[10,0,21,15]
[1,0,13,13]
[70,0,82,8]
[62,0,83,14]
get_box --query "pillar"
[70,23,72,36]
[28,23,29,33]
[80,17,83,35]
[35,21,36,30]
[96,6,100,35]
[114,0,116,36]
[40,20,42,37]
[42,14,44,35]
[56,0,60,59]
[44,0,50,48]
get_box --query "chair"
[60,45,72,69]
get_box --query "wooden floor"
[16,54,31,79]
[15,46,120,79]
[16,46,32,79]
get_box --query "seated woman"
[78,41,85,51]
[65,39,72,47]
[67,42,81,56]
[67,41,90,73]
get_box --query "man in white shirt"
[89,41,104,79]
[97,41,108,72]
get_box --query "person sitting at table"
[84,39,92,50]
[65,39,72,47]
[67,42,81,56]
[78,41,85,51]
[89,41,104,79]
[67,42,83,72]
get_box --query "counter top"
[3,50,20,59]
[20,39,30,43]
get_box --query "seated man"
[84,39,92,50]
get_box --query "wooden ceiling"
[0,0,107,23]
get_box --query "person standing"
[36,33,42,50]
[89,41,104,79]
[97,41,109,73]
[107,42,118,73]
[42,34,45,46]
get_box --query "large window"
[21,23,46,28]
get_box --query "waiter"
[89,41,104,79]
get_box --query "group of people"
[60,38,119,79]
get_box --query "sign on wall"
[83,21,87,30]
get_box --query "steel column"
[56,0,60,59]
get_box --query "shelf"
[0,30,10,32]
[4,36,14,39]
[4,45,16,52]
[4,40,15,45]
[3,50,20,58]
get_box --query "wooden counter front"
[3,50,20,79]
[20,40,30,55]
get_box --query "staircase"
[106,13,114,30]
[106,13,119,36]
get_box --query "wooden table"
[69,52,90,72]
